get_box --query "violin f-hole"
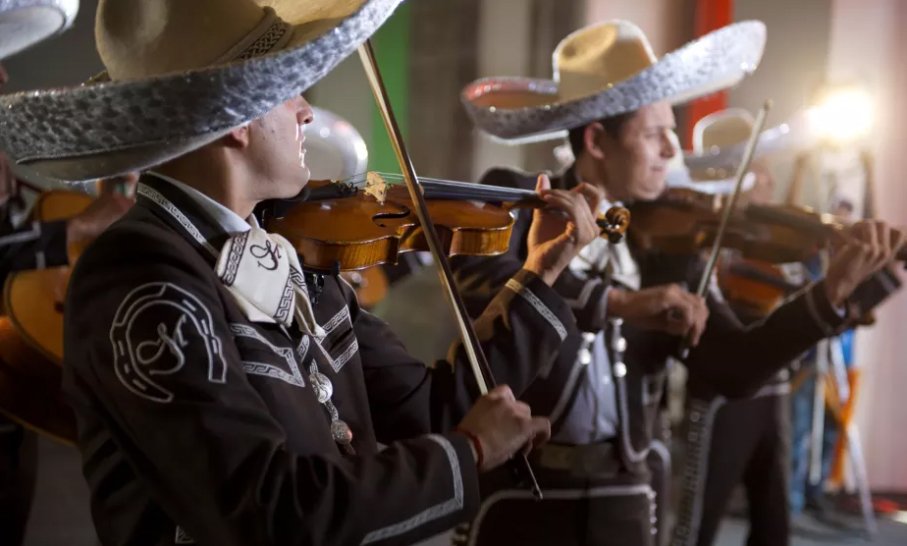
[372,208,411,228]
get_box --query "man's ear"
[223,122,252,149]
[584,122,607,161]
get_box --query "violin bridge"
[364,171,388,205]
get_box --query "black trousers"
[0,417,37,546]
[673,392,791,546]
[464,464,656,546]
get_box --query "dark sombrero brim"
[0,0,79,60]
[462,20,766,142]
[0,0,402,182]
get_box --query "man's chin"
[636,186,666,202]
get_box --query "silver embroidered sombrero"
[683,107,812,174]
[0,0,78,60]
[461,20,766,142]
[665,128,756,195]
[0,0,402,182]
[307,106,369,181]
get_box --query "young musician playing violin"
[669,109,806,546]
[453,20,904,546]
[0,1,608,544]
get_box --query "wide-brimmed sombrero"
[0,0,402,182]
[307,106,368,181]
[462,20,766,142]
[0,0,78,60]
[683,107,811,175]
[665,128,755,194]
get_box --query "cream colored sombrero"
[665,128,755,194]
[683,107,809,174]
[0,0,78,60]
[0,0,402,182]
[462,20,766,141]
[307,106,368,181]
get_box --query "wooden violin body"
[628,188,824,264]
[266,174,631,272]
[717,256,800,319]
[269,180,521,271]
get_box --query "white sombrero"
[0,0,78,60]
[0,0,402,182]
[307,106,368,181]
[683,107,811,174]
[462,20,766,142]
[665,128,755,195]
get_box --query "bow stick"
[679,100,772,358]
[358,40,543,499]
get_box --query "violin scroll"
[598,206,631,244]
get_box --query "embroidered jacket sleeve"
[0,218,68,286]
[342,266,578,442]
[451,168,610,332]
[63,222,481,546]
[655,254,852,398]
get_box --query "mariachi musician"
[0,0,610,544]
[669,108,813,546]
[451,18,904,546]
[0,2,134,544]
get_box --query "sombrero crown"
[0,0,79,60]
[684,107,808,174]
[0,0,402,182]
[462,19,766,141]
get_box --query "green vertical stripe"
[368,2,411,173]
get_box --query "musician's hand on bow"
[524,174,603,286]
[824,220,906,308]
[608,284,710,346]
[456,385,550,472]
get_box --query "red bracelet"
[455,428,484,469]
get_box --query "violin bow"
[679,100,772,358]
[358,40,543,499]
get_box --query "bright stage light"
[806,85,875,146]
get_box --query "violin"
[745,203,907,263]
[717,256,801,319]
[263,172,631,272]
[627,187,825,264]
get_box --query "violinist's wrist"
[522,260,560,286]
[822,279,850,309]
[455,427,484,469]
[607,287,628,317]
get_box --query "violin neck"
[421,179,543,207]
[306,173,544,207]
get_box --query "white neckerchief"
[149,172,324,337]
[215,226,324,337]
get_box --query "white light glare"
[807,86,875,145]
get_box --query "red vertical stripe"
[684,0,733,148]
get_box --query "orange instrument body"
[265,174,631,272]
[717,257,799,318]
[0,189,92,444]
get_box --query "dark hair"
[567,110,635,158]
